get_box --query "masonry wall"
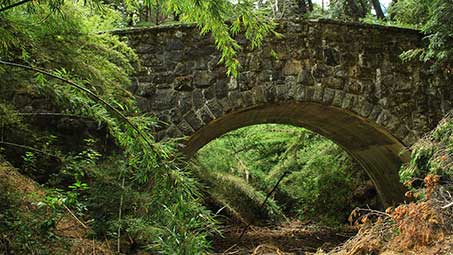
[116,19,451,146]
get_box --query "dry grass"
[252,244,285,255]
[312,176,453,255]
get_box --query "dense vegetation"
[0,2,219,253]
[195,124,378,226]
[0,0,451,254]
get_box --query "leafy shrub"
[400,113,453,183]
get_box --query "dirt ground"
[211,220,356,255]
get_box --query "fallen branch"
[442,201,453,209]
[0,141,61,160]
[63,204,88,229]
[236,171,289,242]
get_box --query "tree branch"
[0,60,157,153]
[236,171,289,242]
[442,201,453,209]
[0,141,61,160]
[0,0,32,13]
[16,112,92,120]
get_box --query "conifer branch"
[0,0,32,13]
[0,60,157,153]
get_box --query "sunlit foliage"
[196,124,377,225]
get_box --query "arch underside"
[184,102,408,207]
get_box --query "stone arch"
[183,102,407,207]
[116,19,452,207]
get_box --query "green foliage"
[193,162,284,224]
[0,2,218,253]
[387,0,431,27]
[327,0,370,21]
[400,113,453,183]
[0,0,102,13]
[0,169,62,254]
[280,141,357,224]
[196,124,376,226]
[163,0,278,76]
[389,0,453,72]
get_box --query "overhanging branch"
[0,60,157,153]
[0,0,32,13]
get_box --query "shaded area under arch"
[183,102,408,207]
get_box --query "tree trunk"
[357,0,369,17]
[346,0,368,21]
[298,0,308,14]
[307,0,314,12]
[371,0,385,19]
[155,1,160,25]
[173,12,180,21]
[346,0,361,21]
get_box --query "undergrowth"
[195,124,378,226]
[0,2,217,254]
[315,113,453,255]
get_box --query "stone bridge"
[114,19,452,207]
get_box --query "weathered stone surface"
[183,110,204,130]
[193,70,214,88]
[283,59,302,76]
[114,19,452,207]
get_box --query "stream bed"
[211,220,357,254]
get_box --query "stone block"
[174,75,194,91]
[264,85,277,103]
[218,97,233,113]
[276,83,290,101]
[177,92,193,114]
[359,100,374,118]
[192,89,206,110]
[304,86,315,102]
[283,59,302,76]
[332,90,345,107]
[324,77,344,90]
[376,110,391,127]
[177,120,194,136]
[368,105,382,121]
[166,124,183,138]
[214,80,229,98]
[341,93,355,110]
[228,90,242,110]
[403,131,419,146]
[251,86,267,104]
[174,62,193,76]
[312,86,324,103]
[206,99,224,118]
[323,48,340,66]
[136,82,156,97]
[202,86,216,100]
[193,70,214,88]
[197,106,214,124]
[184,110,204,130]
[322,88,335,105]
[228,76,238,90]
[152,89,175,111]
